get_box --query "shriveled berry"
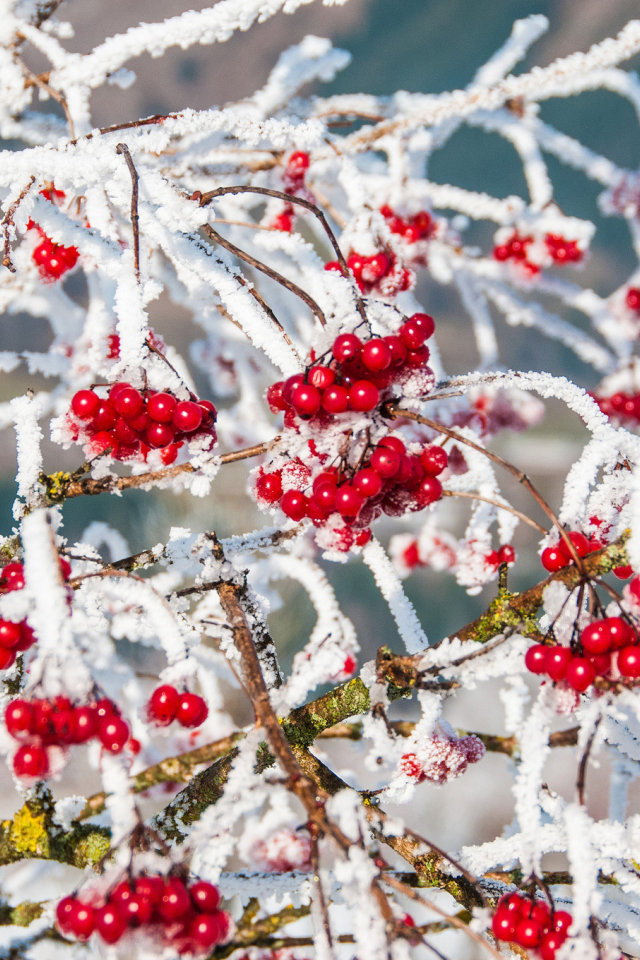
[173,401,204,433]
[176,692,208,728]
[384,335,408,367]
[266,382,288,412]
[148,685,179,726]
[525,645,548,675]
[52,708,77,744]
[147,392,177,423]
[281,490,309,521]
[71,390,100,420]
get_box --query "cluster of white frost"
[2,1,640,958]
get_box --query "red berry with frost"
[353,468,383,498]
[565,657,595,692]
[541,546,567,572]
[123,892,153,926]
[52,708,77,744]
[399,319,427,350]
[335,485,364,520]
[553,911,572,935]
[95,698,117,720]
[346,253,366,281]
[364,252,390,281]
[13,744,48,778]
[159,879,192,920]
[324,260,342,273]
[546,647,573,682]
[415,476,442,506]
[266,382,288,412]
[541,931,567,960]
[281,490,309,521]
[348,380,380,412]
[400,753,425,782]
[618,646,640,678]
[14,623,35,651]
[148,685,180,726]
[361,339,392,372]
[256,472,283,504]
[272,212,292,232]
[420,445,448,476]
[406,345,430,367]
[355,529,372,547]
[176,692,208,728]
[173,401,203,433]
[5,700,34,738]
[95,903,127,944]
[370,446,400,478]
[287,151,309,175]
[71,390,100,420]
[147,392,177,422]
[322,385,349,414]
[99,715,130,753]
[525,645,548,675]
[147,422,175,448]
[333,333,362,362]
[190,881,220,913]
[92,401,117,431]
[291,383,322,418]
[308,366,335,390]
[409,312,435,338]
[379,436,405,455]
[0,621,23,649]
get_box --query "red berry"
[322,385,349,414]
[73,706,99,743]
[630,575,640,605]
[492,910,517,941]
[361,339,392,373]
[255,472,283,504]
[272,212,293,232]
[135,876,164,904]
[173,401,203,433]
[52,708,77,744]
[353,468,383,498]
[403,224,421,243]
[69,901,96,940]
[112,387,144,420]
[0,620,23,649]
[13,744,48,778]
[281,490,309,521]
[370,446,400,478]
[159,879,192,920]
[626,288,640,311]
[587,653,611,676]
[618,646,640,678]
[148,685,180,726]
[546,647,573,682]
[190,881,220,913]
[5,700,34,739]
[399,319,427,350]
[515,918,542,948]
[287,151,309,175]
[56,897,78,934]
[0,647,17,670]
[607,617,634,648]
[71,390,100,420]
[553,911,572,935]
[409,313,435,338]
[266,382,288,412]
[92,401,117,432]
[541,546,567,572]
[355,529,372,547]
[128,411,150,433]
[364,252,390,281]
[499,893,528,915]
[565,657,595,692]
[348,380,380,412]
[99,715,130,753]
[525,645,548,675]
[499,544,516,564]
[581,621,612,654]
[308,366,335,390]
[334,485,364,520]
[147,392,177,423]
[614,565,633,579]
[291,383,322,418]
[415,476,442,506]
[406,345,430,367]
[95,903,127,944]
[114,418,137,444]
[189,912,227,949]
[14,623,35,652]
[558,531,590,561]
[346,253,366,281]
[313,471,338,493]
[95,698,118,720]
[122,893,153,926]
[176,693,208,728]
[333,333,362,363]
[379,436,406,455]
[314,482,337,511]
[383,335,408,367]
[147,422,175,448]
[282,374,305,405]
[324,260,342,273]
[541,931,567,960]
[420,445,448,476]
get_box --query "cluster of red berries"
[0,558,67,669]
[525,616,640,692]
[491,892,572,960]
[146,686,208,728]
[592,390,640,429]
[270,151,311,231]
[27,188,79,281]
[7,696,133,779]
[493,231,583,274]
[379,204,433,244]
[68,384,217,463]
[325,251,412,295]
[267,314,435,428]
[540,530,631,579]
[56,877,230,953]
[257,437,446,533]
[626,287,640,312]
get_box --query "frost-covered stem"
[2,176,35,272]
[442,490,546,532]
[386,404,583,568]
[201,223,328,327]
[116,143,140,282]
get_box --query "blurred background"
[1,0,639,864]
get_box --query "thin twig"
[386,404,582,570]
[19,60,75,138]
[577,717,601,806]
[116,144,140,282]
[442,490,546,533]
[2,176,35,272]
